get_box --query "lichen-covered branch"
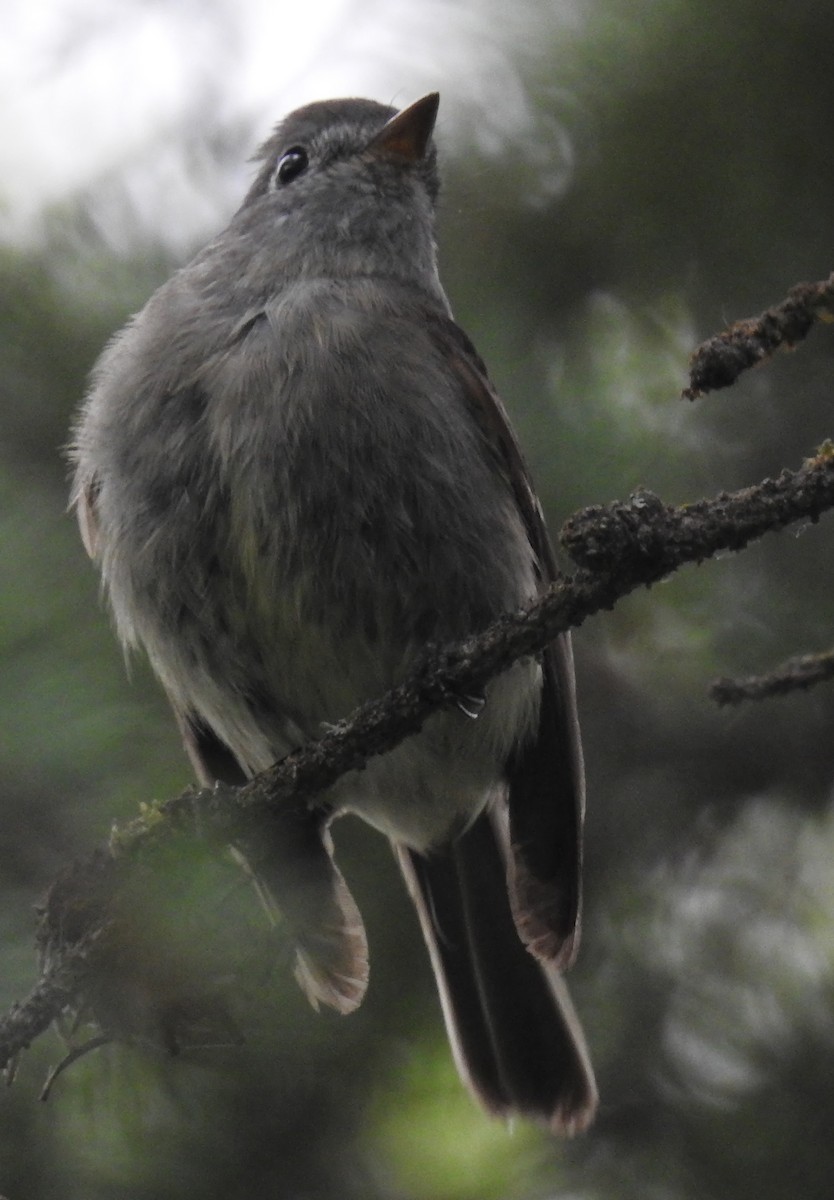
[683,272,834,399]
[0,932,103,1083]
[711,648,834,706]
[562,444,834,571]
[4,443,834,1077]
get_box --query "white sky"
[0,0,583,248]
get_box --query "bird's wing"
[424,311,585,968]
[71,451,369,1016]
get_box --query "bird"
[70,91,597,1133]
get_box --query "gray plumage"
[70,93,597,1132]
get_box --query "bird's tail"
[395,810,597,1134]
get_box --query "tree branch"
[4,441,834,1078]
[711,648,834,705]
[683,272,834,399]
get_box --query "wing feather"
[425,312,585,967]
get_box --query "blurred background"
[3,0,834,1196]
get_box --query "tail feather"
[396,811,597,1134]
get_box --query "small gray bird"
[70,93,597,1133]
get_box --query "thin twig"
[0,942,101,1080]
[40,1035,112,1101]
[711,649,834,705]
[683,272,834,399]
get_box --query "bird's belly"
[186,605,542,851]
[100,294,546,847]
[331,655,542,850]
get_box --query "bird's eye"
[273,146,309,186]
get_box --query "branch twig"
[711,648,834,705]
[683,272,834,399]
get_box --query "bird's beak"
[368,93,440,162]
